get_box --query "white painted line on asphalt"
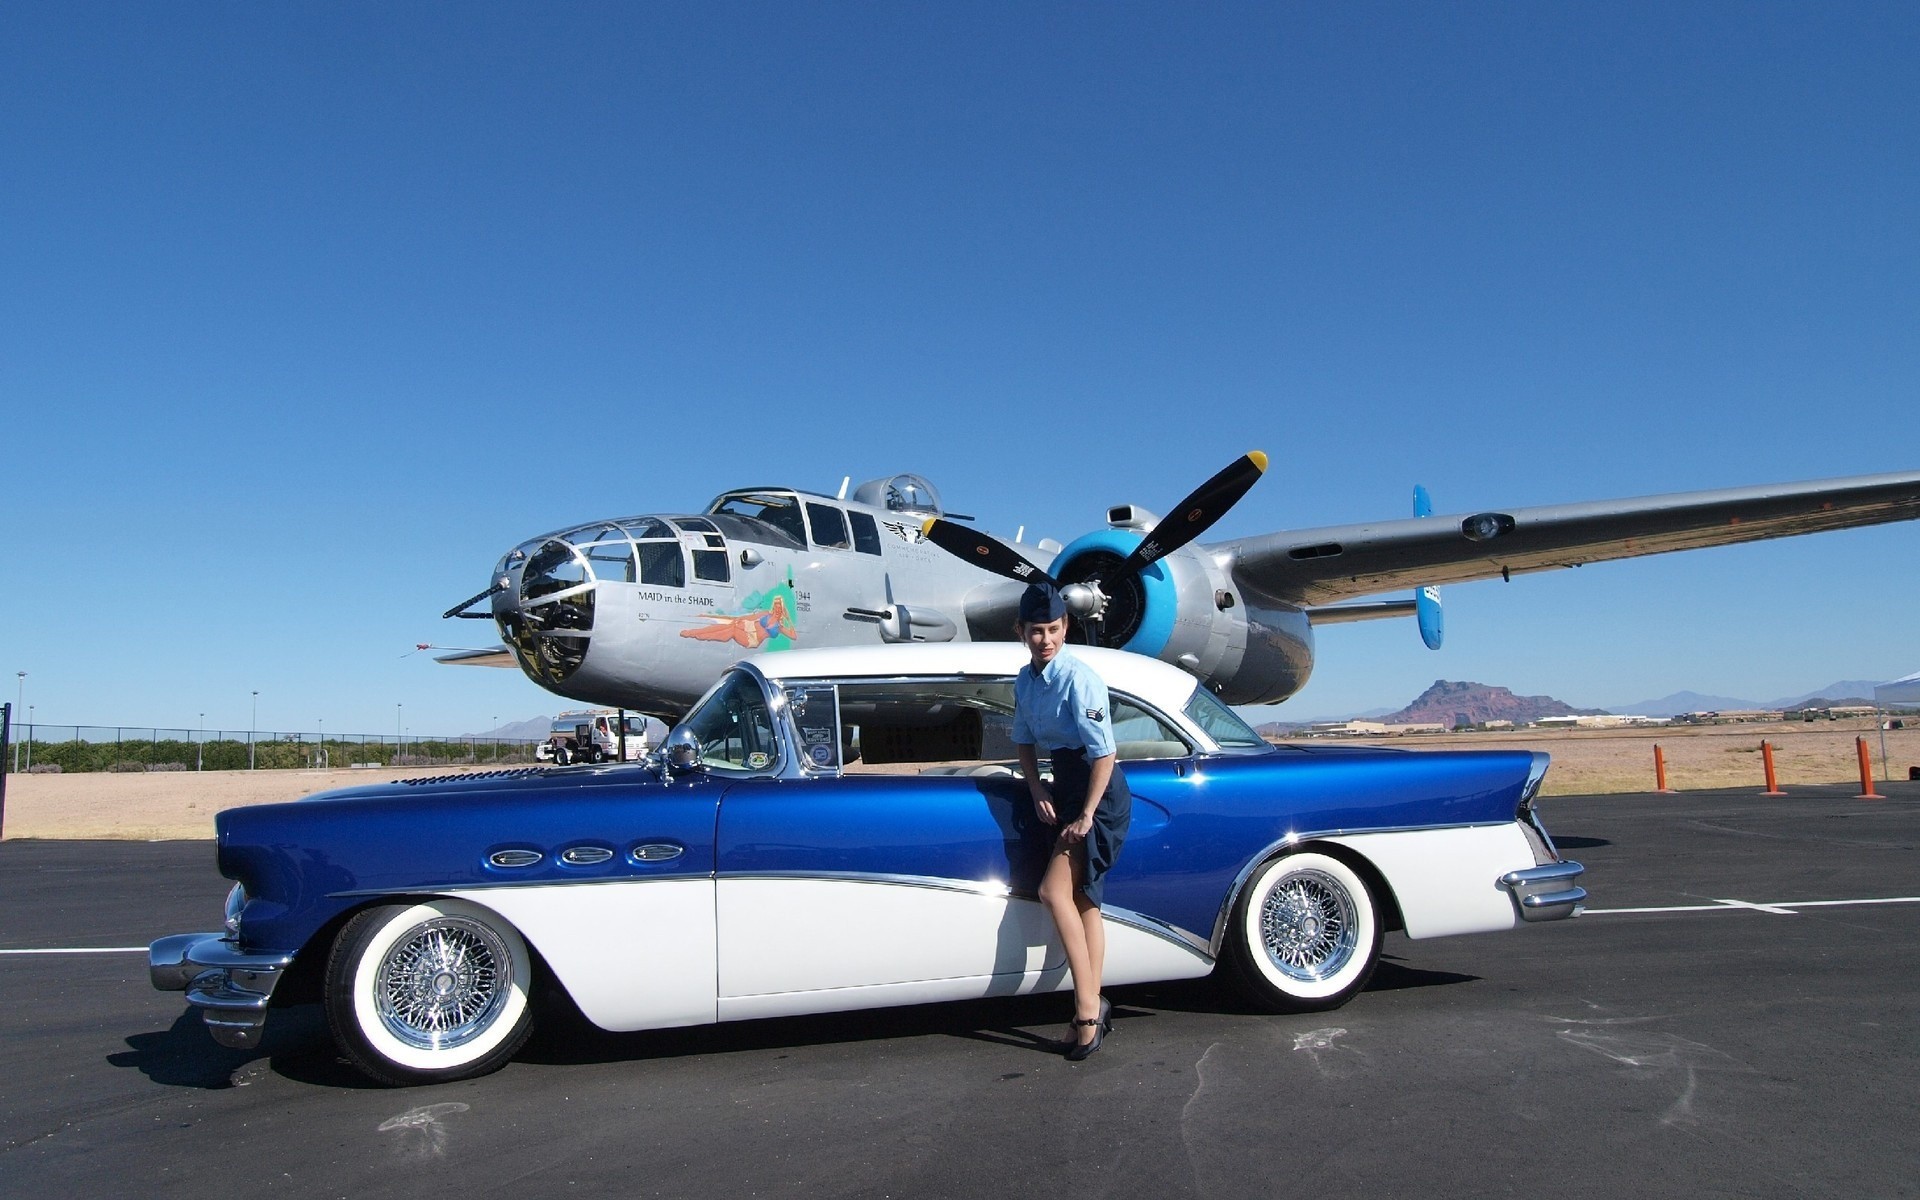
[0,947,149,955]
[1712,898,1799,915]
[1586,896,1920,915]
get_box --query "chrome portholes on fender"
[1218,851,1382,1013]
[324,899,535,1087]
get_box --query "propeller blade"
[921,518,1059,587]
[1120,450,1269,573]
[1413,485,1444,649]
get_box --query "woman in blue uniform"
[1011,582,1132,1061]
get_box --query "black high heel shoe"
[1065,995,1111,1062]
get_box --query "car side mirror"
[663,726,705,774]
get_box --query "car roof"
[741,643,1204,711]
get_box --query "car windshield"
[682,671,781,772]
[1183,688,1268,749]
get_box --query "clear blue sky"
[3,3,1915,736]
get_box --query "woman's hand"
[1057,813,1095,845]
[1031,786,1058,826]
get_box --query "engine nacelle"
[1049,531,1314,705]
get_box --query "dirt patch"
[0,765,504,840]
[2,719,1913,839]
[1329,717,1918,797]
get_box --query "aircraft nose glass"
[501,538,596,685]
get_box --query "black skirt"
[1046,748,1132,906]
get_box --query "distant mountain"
[1381,680,1604,727]
[1606,680,1888,717]
[1765,680,1887,709]
[469,717,554,741]
[1602,690,1763,718]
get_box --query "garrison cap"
[1019,582,1067,623]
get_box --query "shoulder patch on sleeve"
[1085,708,1105,722]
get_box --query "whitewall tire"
[324,898,535,1087]
[1221,851,1382,1013]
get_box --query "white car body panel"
[448,880,718,1032]
[714,878,1212,1018]
[1325,823,1533,938]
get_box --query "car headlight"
[224,883,248,937]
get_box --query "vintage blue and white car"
[151,644,1585,1086]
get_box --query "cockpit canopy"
[850,474,942,517]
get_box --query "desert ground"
[1,718,1913,840]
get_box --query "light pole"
[12,672,22,775]
[249,690,259,770]
[197,712,204,772]
[23,705,32,772]
[396,703,403,765]
[318,717,325,769]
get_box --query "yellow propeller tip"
[1248,450,1269,472]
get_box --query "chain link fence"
[3,725,540,774]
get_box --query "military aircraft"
[439,458,1920,720]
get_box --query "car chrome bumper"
[149,933,296,1049]
[1500,861,1587,921]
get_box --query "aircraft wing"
[433,646,518,668]
[1220,470,1920,608]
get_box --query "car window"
[1109,695,1192,760]
[1183,688,1268,749]
[683,672,780,772]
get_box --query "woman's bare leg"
[1039,843,1102,1044]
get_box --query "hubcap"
[1259,869,1359,982]
[374,916,512,1050]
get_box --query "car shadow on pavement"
[108,1004,375,1091]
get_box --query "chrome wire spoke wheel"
[327,898,535,1085]
[374,917,511,1050]
[1223,851,1381,1013]
[1259,869,1359,982]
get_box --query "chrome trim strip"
[488,849,543,868]
[632,843,686,862]
[327,873,711,898]
[560,846,616,866]
[721,870,1014,898]
[1206,820,1525,955]
[1101,903,1215,959]
[720,872,1215,958]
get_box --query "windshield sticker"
[746,751,771,770]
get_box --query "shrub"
[149,762,189,772]
[108,761,149,773]
[27,763,62,774]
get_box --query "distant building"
[1675,710,1784,725]
[1532,714,1668,729]
[1877,671,1920,710]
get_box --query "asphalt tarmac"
[3,783,1916,1199]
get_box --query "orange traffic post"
[1760,740,1786,796]
[1653,744,1674,793]
[1856,737,1884,800]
